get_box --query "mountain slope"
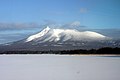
[26,26,107,43]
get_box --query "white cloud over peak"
[70,21,80,27]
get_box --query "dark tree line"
[0,47,120,55]
[60,47,120,55]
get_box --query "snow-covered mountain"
[0,27,120,51]
[26,26,107,43]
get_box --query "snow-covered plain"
[0,55,120,80]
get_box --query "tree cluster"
[0,47,120,55]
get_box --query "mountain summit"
[26,26,106,43]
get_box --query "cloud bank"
[0,21,85,31]
[0,23,41,30]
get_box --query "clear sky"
[0,0,120,28]
[0,0,120,44]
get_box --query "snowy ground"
[0,55,120,80]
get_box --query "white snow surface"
[26,26,106,42]
[26,26,50,42]
[0,55,120,80]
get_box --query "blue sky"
[0,0,120,28]
[0,0,120,44]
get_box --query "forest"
[0,47,120,55]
